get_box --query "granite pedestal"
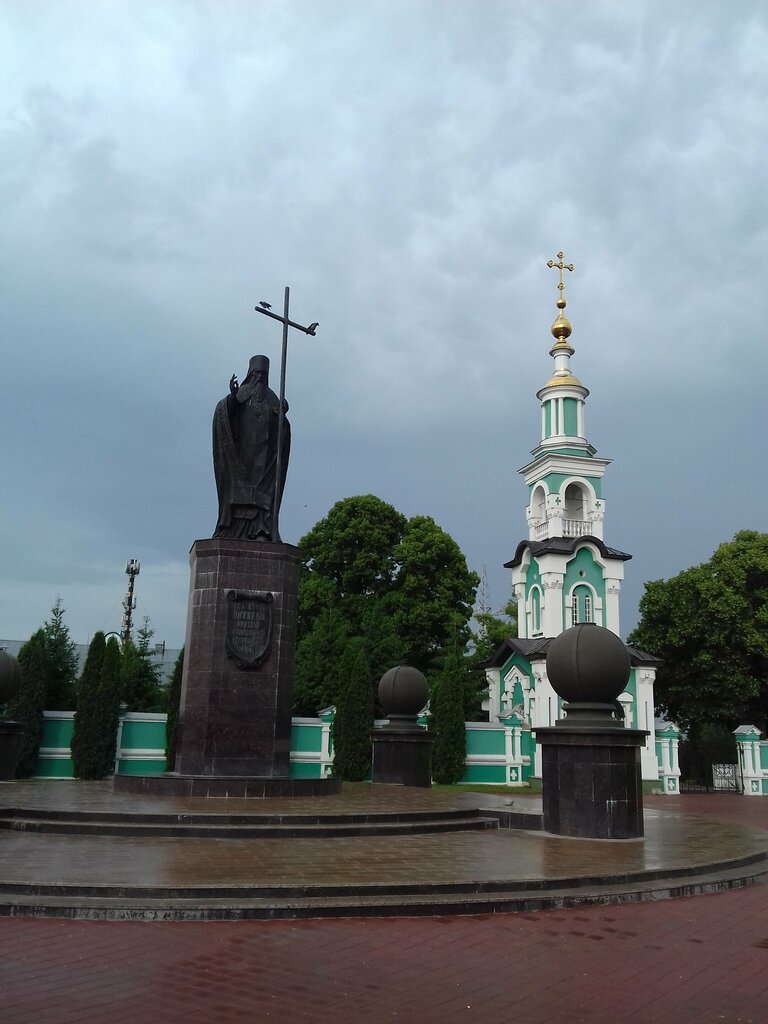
[175,538,300,777]
[372,729,432,788]
[535,726,647,839]
[0,720,25,781]
[115,538,333,798]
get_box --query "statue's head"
[247,354,270,382]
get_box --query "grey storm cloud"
[1,0,766,646]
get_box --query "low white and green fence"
[37,708,760,795]
[34,708,539,784]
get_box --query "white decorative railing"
[563,519,590,537]
[534,519,591,540]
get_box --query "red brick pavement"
[3,794,768,1024]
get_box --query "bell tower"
[506,252,630,639]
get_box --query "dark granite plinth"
[534,727,648,839]
[174,538,301,778]
[0,719,25,780]
[372,729,433,787]
[113,773,341,799]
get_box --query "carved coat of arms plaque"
[225,590,274,669]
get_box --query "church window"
[531,587,541,634]
[571,584,594,624]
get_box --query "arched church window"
[532,486,546,522]
[571,584,594,625]
[531,587,541,635]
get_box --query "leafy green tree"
[430,646,469,785]
[296,496,478,714]
[6,630,48,777]
[299,495,407,625]
[120,618,164,712]
[628,530,768,733]
[332,639,374,781]
[71,631,107,778]
[165,648,184,771]
[40,598,79,710]
[294,605,350,715]
[390,515,479,674]
[471,597,519,664]
[679,723,738,785]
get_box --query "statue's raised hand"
[229,374,239,396]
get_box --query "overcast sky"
[1,0,766,650]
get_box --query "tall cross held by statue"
[254,288,319,541]
[547,251,574,297]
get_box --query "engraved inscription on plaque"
[225,590,274,669]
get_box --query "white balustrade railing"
[534,519,591,540]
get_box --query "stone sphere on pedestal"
[373,666,432,787]
[378,666,429,728]
[546,623,630,729]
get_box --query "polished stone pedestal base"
[0,719,25,780]
[534,727,648,839]
[372,729,433,788]
[174,538,301,778]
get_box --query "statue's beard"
[237,378,267,403]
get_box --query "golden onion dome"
[551,311,572,340]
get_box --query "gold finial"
[547,251,574,342]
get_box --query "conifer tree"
[120,618,164,712]
[98,636,122,775]
[41,597,79,710]
[165,647,184,771]
[332,639,374,781]
[71,632,107,779]
[430,646,468,785]
[6,630,48,777]
[71,633,121,779]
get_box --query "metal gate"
[712,763,742,792]
[680,763,742,793]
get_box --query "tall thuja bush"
[98,636,122,775]
[165,647,184,771]
[430,646,468,785]
[71,632,107,779]
[333,639,374,781]
[6,630,48,777]
[71,633,121,779]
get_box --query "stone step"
[0,805,491,827]
[2,860,766,922]
[0,814,499,840]
[1,849,765,902]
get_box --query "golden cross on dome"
[547,251,574,297]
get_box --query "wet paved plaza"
[2,784,768,1021]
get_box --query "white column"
[540,578,563,636]
[603,580,621,635]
